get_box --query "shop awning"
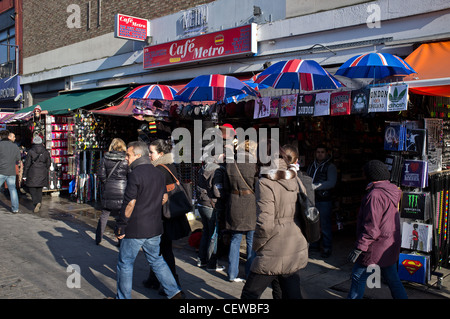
[403,41,450,97]
[16,86,129,115]
[91,98,137,116]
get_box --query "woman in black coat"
[23,136,51,213]
[96,138,128,245]
[143,139,191,291]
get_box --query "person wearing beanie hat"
[32,136,43,145]
[23,135,51,213]
[363,160,391,182]
[347,160,407,299]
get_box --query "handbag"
[296,178,321,243]
[158,164,193,219]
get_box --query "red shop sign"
[143,24,257,69]
[115,13,150,42]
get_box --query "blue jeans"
[347,262,408,299]
[198,205,218,266]
[228,230,255,280]
[0,174,19,212]
[116,236,181,299]
[311,201,332,251]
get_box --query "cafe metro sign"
[143,24,257,69]
[114,13,150,42]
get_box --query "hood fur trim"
[260,168,297,181]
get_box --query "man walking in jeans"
[115,141,183,299]
[0,130,21,214]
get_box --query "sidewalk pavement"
[0,191,449,299]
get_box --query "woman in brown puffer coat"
[241,145,308,299]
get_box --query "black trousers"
[28,187,43,206]
[241,269,303,299]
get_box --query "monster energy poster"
[400,191,431,221]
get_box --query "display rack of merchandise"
[44,116,75,191]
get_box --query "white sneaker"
[229,278,245,283]
[206,265,225,272]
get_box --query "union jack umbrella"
[175,74,260,102]
[125,84,178,100]
[335,53,417,79]
[225,79,269,103]
[255,59,343,91]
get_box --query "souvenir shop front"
[13,86,132,195]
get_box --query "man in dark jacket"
[0,130,21,213]
[347,160,407,299]
[114,141,182,299]
[306,144,337,257]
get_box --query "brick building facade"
[22,0,214,58]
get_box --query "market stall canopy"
[0,111,33,123]
[91,98,136,116]
[403,41,450,97]
[16,86,129,115]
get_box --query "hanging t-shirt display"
[330,91,351,116]
[297,93,315,116]
[368,86,389,113]
[387,84,408,112]
[351,89,369,114]
[280,94,297,117]
[313,92,330,117]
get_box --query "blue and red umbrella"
[175,74,260,102]
[255,59,343,91]
[225,78,268,103]
[335,53,417,79]
[126,84,178,100]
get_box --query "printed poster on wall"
[280,94,298,117]
[330,91,351,116]
[424,118,443,173]
[270,97,280,118]
[351,89,369,114]
[387,84,408,112]
[368,86,389,112]
[253,97,271,119]
[297,93,315,116]
[313,92,330,117]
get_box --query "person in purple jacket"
[347,160,407,299]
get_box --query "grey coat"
[251,160,308,275]
[225,153,258,231]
